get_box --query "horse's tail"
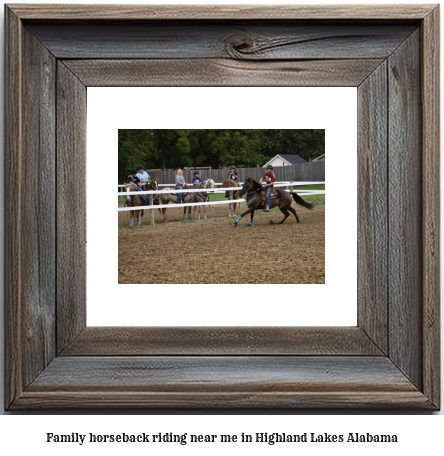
[290,192,315,210]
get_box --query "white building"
[263,154,307,168]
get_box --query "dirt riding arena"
[118,202,325,284]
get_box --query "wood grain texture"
[421,6,440,409]
[56,62,87,353]
[61,327,382,356]
[14,356,433,409]
[27,23,416,60]
[388,30,422,389]
[4,5,440,410]
[21,29,57,387]
[5,4,24,410]
[64,59,384,87]
[7,4,435,20]
[357,62,388,354]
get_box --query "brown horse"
[233,177,314,227]
[222,178,240,217]
[124,181,145,227]
[144,177,159,204]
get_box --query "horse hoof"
[233,223,237,228]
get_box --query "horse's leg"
[279,210,290,224]
[269,200,289,225]
[162,208,167,222]
[129,216,133,227]
[183,206,186,220]
[288,205,300,223]
[188,205,192,220]
[234,208,253,227]
[248,210,255,226]
[271,209,290,225]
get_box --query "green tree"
[118,129,324,176]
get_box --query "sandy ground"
[118,202,325,284]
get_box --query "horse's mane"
[245,177,262,191]
[204,178,215,188]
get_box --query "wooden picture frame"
[5,4,440,409]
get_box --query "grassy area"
[292,184,325,205]
[293,184,325,191]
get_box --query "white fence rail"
[118,199,247,211]
[118,181,325,214]
[118,181,325,189]
[118,182,324,195]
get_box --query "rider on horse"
[176,169,189,204]
[136,165,150,190]
[191,171,207,202]
[126,169,147,205]
[260,165,276,212]
[191,170,202,185]
[228,165,239,182]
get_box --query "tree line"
[118,129,324,174]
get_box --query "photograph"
[118,129,325,284]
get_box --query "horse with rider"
[234,165,314,227]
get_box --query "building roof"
[263,154,307,167]
[312,154,325,161]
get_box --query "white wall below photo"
[87,87,357,326]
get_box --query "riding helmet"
[129,169,137,175]
[230,165,236,170]
[267,165,273,170]
[194,170,200,175]
[137,165,145,170]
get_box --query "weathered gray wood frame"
[5,5,440,409]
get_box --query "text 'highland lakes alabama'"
[46,432,398,446]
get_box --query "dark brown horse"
[222,178,240,217]
[233,177,314,227]
[124,181,145,227]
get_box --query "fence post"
[229,190,234,216]
[149,194,154,225]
